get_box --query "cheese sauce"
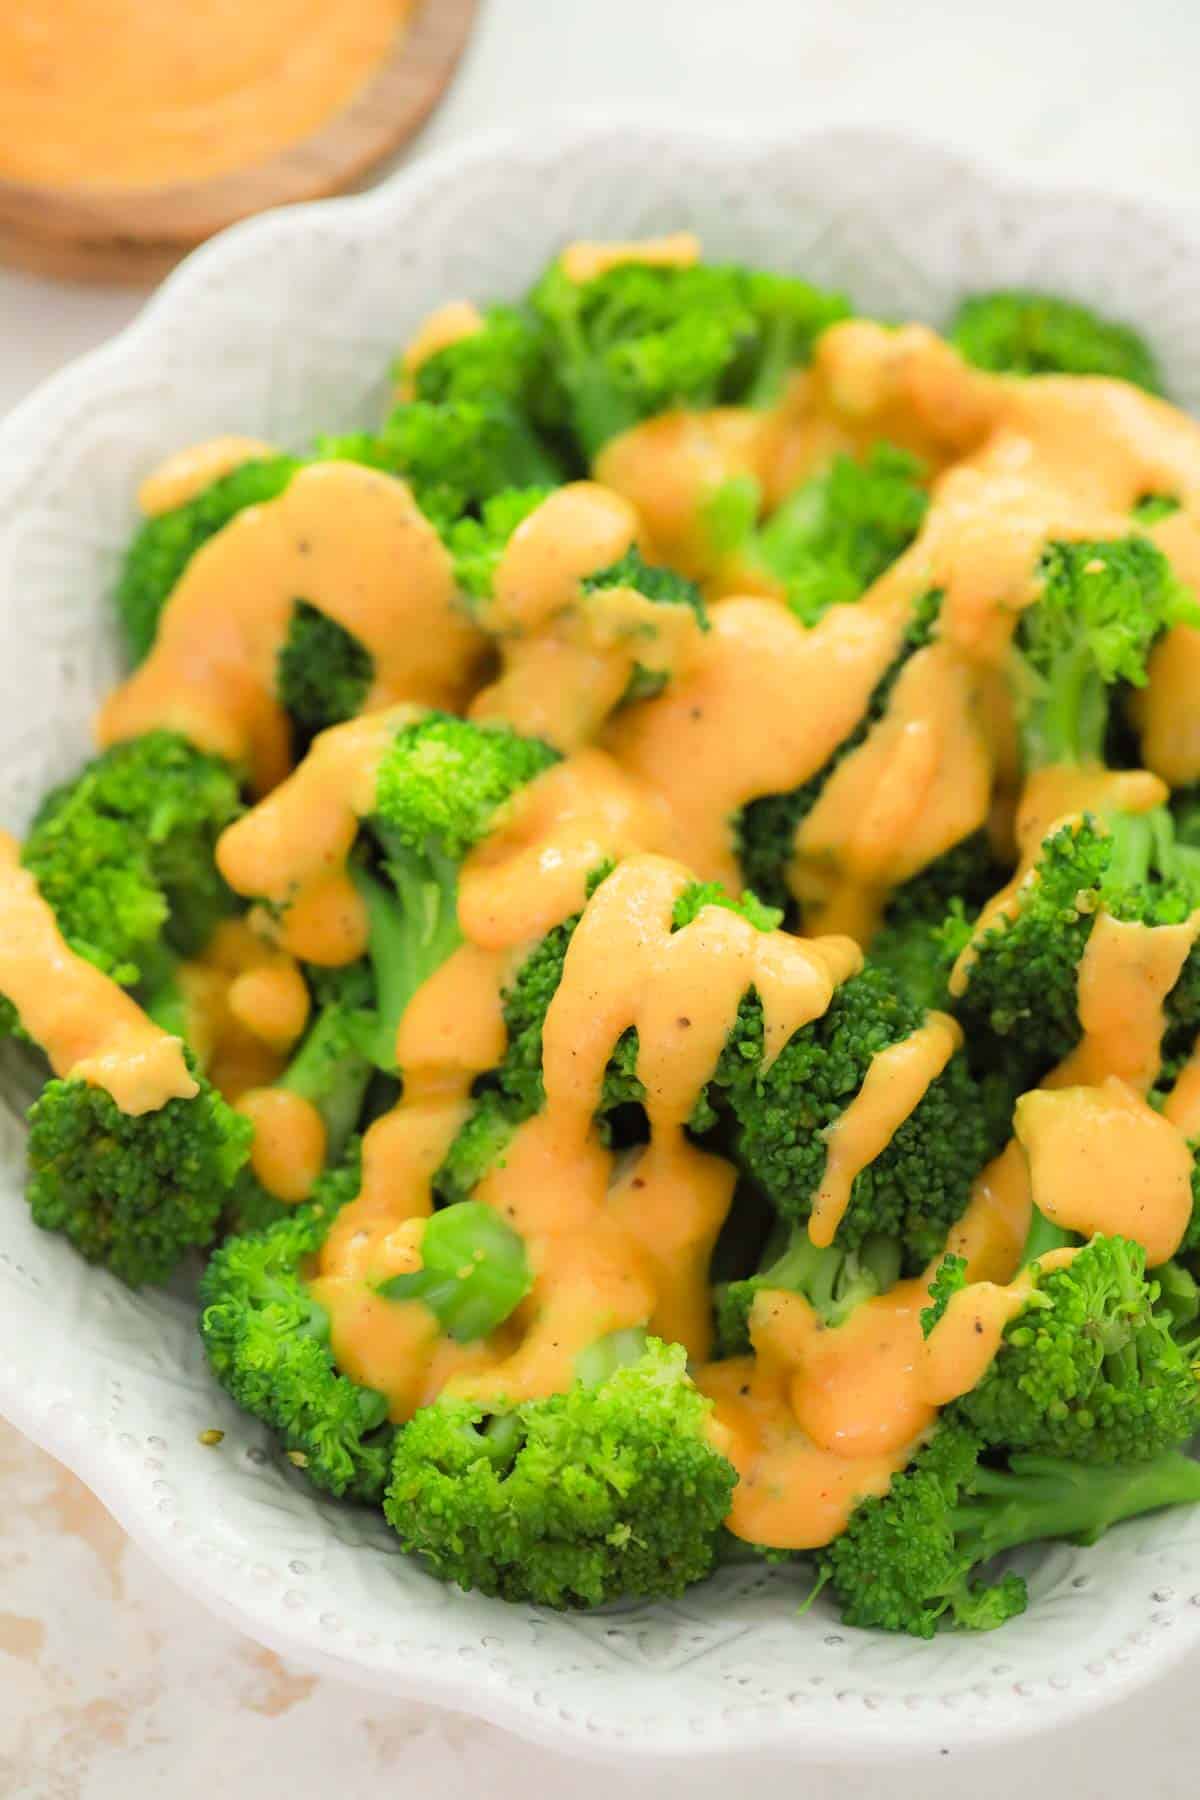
[98,463,485,793]
[0,832,195,1115]
[0,1,410,189]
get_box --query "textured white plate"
[3,119,1200,1761]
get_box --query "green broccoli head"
[821,1421,1200,1637]
[410,305,553,417]
[319,398,561,531]
[274,601,374,740]
[352,714,560,1072]
[447,487,556,605]
[727,964,990,1269]
[434,1088,524,1207]
[530,257,847,461]
[949,289,1162,392]
[869,828,1001,1014]
[23,732,243,984]
[200,1145,397,1500]
[27,1054,252,1286]
[947,1236,1200,1463]
[753,444,929,626]
[717,1222,901,1356]
[384,1335,736,1607]
[1019,536,1197,769]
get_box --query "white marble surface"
[5,0,1200,1791]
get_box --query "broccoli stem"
[1022,1205,1075,1264]
[350,859,462,1072]
[278,1005,373,1168]
[575,1327,650,1386]
[956,1449,1200,1562]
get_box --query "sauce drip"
[98,463,484,793]
[0,832,195,1115]
[137,438,278,517]
[1014,1079,1193,1267]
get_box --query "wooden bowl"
[0,0,477,286]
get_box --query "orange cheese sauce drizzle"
[0,831,195,1115]
[137,438,278,518]
[98,462,485,794]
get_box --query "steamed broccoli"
[950,536,1200,1076]
[354,714,560,1071]
[820,1421,1200,1637]
[949,290,1162,393]
[116,404,561,734]
[200,1146,394,1499]
[717,1220,901,1355]
[27,1050,252,1286]
[384,1334,736,1607]
[924,1236,1200,1463]
[202,1159,546,1500]
[21,731,242,986]
[409,304,557,430]
[737,444,929,626]
[530,257,848,462]
[726,962,990,1267]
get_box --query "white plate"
[3,119,1200,1761]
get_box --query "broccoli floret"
[27,1051,252,1286]
[949,290,1162,393]
[353,714,560,1071]
[951,538,1200,1076]
[410,304,556,425]
[319,399,561,532]
[531,257,847,461]
[447,487,556,603]
[749,444,929,626]
[275,601,373,740]
[116,457,300,660]
[434,1088,524,1206]
[735,587,943,914]
[821,1422,1200,1637]
[717,1221,901,1355]
[727,963,989,1268]
[200,1145,396,1500]
[869,829,1001,1013]
[22,732,243,985]
[384,1335,736,1607]
[941,1235,1200,1463]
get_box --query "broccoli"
[353,714,560,1071]
[950,536,1200,1075]
[116,403,561,733]
[735,587,943,915]
[735,444,929,626]
[925,1235,1200,1463]
[384,1334,737,1607]
[27,1049,252,1286]
[949,290,1163,393]
[868,829,1001,1013]
[22,731,243,986]
[202,1159,549,1501]
[820,1421,1200,1637]
[726,962,991,1268]
[717,1219,901,1355]
[530,257,848,462]
[200,1146,394,1500]
[447,487,556,604]
[409,303,558,434]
